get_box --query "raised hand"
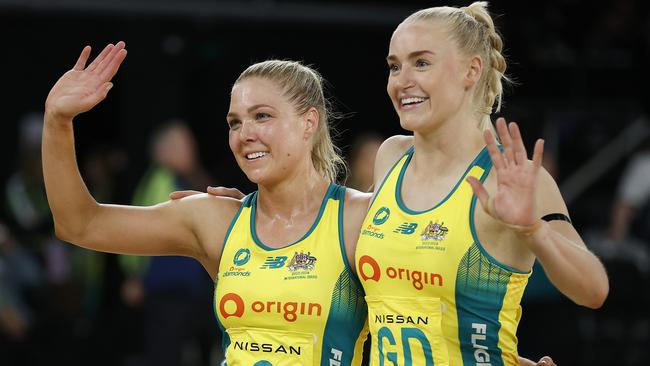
[467,117,544,230]
[45,42,127,121]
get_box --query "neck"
[412,111,487,176]
[256,166,330,223]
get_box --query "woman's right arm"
[43,42,235,262]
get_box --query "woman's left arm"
[467,118,608,309]
[523,173,609,309]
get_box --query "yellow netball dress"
[214,183,368,366]
[356,147,530,366]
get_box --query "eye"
[227,119,241,130]
[415,59,430,68]
[388,63,400,73]
[255,112,271,121]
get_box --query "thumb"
[466,176,490,213]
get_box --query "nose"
[394,67,415,90]
[238,120,257,142]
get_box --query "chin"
[399,116,425,132]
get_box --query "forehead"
[389,20,453,56]
[230,77,287,109]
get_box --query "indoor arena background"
[0,0,648,365]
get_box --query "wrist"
[44,109,74,128]
[504,219,543,236]
[506,219,551,252]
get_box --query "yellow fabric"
[356,147,530,366]
[215,184,368,366]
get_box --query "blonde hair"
[404,1,509,132]
[235,60,346,182]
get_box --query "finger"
[86,44,114,72]
[73,46,92,71]
[483,129,506,171]
[96,41,125,76]
[532,139,544,170]
[100,48,127,81]
[92,82,114,105]
[496,118,514,166]
[508,122,528,166]
[537,356,555,366]
[169,190,204,200]
[207,186,246,200]
[466,176,491,215]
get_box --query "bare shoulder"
[374,135,413,187]
[343,187,372,219]
[175,193,243,275]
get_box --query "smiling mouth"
[400,97,428,110]
[245,152,269,160]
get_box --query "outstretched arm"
[467,118,608,309]
[43,43,214,259]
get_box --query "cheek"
[386,78,397,100]
[228,132,238,154]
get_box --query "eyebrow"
[386,50,436,62]
[227,104,277,119]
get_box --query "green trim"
[468,153,530,275]
[212,281,231,363]
[455,243,508,366]
[369,146,414,208]
[396,146,489,215]
[335,184,353,272]
[213,195,249,363]
[250,182,336,251]
[213,194,251,278]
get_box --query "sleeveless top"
[355,147,530,366]
[215,183,368,366]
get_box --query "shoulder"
[342,187,372,219]
[173,193,243,230]
[374,135,413,186]
[377,135,413,164]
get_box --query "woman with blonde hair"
[43,43,371,365]
[355,2,608,365]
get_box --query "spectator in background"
[346,133,382,192]
[608,145,650,244]
[5,112,51,252]
[119,120,217,366]
[0,221,41,364]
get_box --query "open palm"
[467,118,544,228]
[45,42,127,120]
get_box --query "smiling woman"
[42,44,372,365]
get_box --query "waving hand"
[467,117,545,230]
[45,42,127,120]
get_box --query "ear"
[302,107,320,140]
[463,55,483,89]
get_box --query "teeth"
[401,97,426,105]
[246,152,268,159]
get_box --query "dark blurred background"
[1,0,649,365]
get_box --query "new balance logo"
[394,223,418,235]
[260,256,288,269]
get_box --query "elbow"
[53,217,91,245]
[581,280,609,309]
[52,202,100,244]
[53,221,75,243]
